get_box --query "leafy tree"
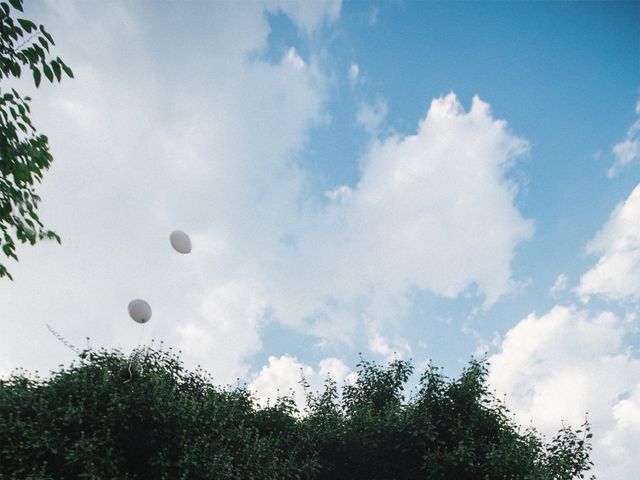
[303,358,595,479]
[0,0,72,279]
[0,346,594,479]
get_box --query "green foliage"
[0,0,72,279]
[0,347,594,479]
[304,358,594,479]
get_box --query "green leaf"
[0,264,14,280]
[32,67,41,87]
[61,62,73,78]
[9,62,20,77]
[51,60,61,81]
[39,25,54,45]
[33,44,45,61]
[8,0,22,12]
[17,18,34,33]
[42,62,53,82]
[2,241,15,258]
[38,36,49,52]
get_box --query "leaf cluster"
[302,358,595,479]
[0,0,72,279]
[0,346,594,479]
[0,345,316,479]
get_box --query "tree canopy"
[0,346,594,479]
[0,0,73,279]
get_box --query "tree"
[0,346,595,479]
[0,0,72,279]
[303,358,595,479]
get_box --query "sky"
[1,1,639,477]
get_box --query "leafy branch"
[0,0,72,279]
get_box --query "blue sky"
[260,0,640,368]
[1,1,639,478]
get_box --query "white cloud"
[550,273,568,297]
[284,47,306,69]
[462,324,502,357]
[577,183,640,304]
[367,330,412,361]
[356,97,388,134]
[348,63,360,85]
[607,99,640,178]
[600,384,640,479]
[266,0,341,34]
[1,3,532,386]
[177,281,267,384]
[324,185,352,203]
[258,93,533,344]
[0,0,333,384]
[345,94,532,307]
[248,354,355,410]
[488,305,640,480]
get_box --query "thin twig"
[14,32,39,53]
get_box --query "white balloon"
[128,299,152,324]
[170,230,191,254]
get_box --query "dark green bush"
[0,347,593,479]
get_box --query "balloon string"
[124,323,147,384]
[136,322,146,352]
[139,322,147,359]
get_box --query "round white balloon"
[170,230,191,254]
[128,299,152,324]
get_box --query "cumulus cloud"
[356,97,388,134]
[601,384,640,478]
[577,183,640,304]
[248,354,356,410]
[367,330,412,361]
[0,2,532,386]
[0,0,333,384]
[177,281,267,383]
[266,0,341,34]
[257,93,533,346]
[550,273,568,297]
[344,94,532,307]
[607,99,640,178]
[488,305,640,479]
